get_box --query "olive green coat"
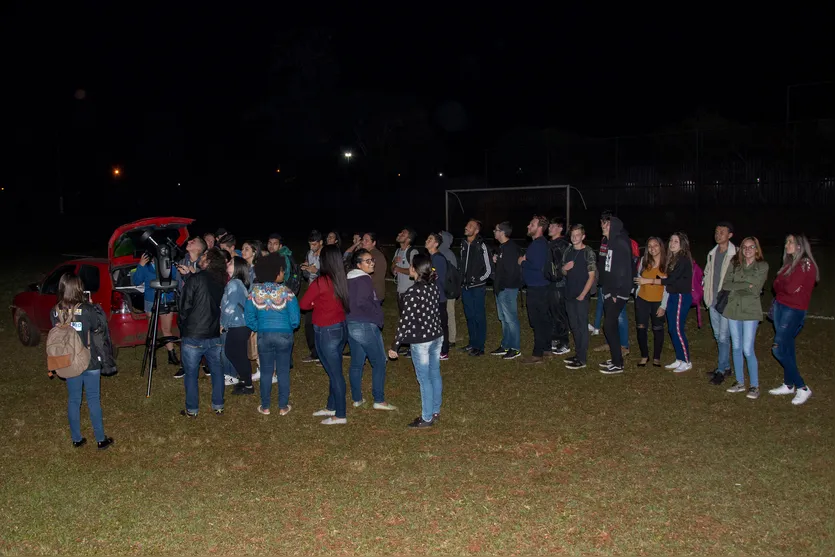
[722,260,769,321]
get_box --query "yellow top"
[639,266,666,302]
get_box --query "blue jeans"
[666,293,692,362]
[66,369,105,443]
[772,302,807,388]
[314,322,348,418]
[347,321,387,403]
[182,337,223,413]
[728,319,759,387]
[495,288,521,350]
[258,332,293,410]
[220,330,235,378]
[593,287,628,347]
[462,286,487,351]
[412,337,443,422]
[709,305,731,372]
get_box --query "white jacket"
[702,242,737,307]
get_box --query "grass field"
[1,250,833,555]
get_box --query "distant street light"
[344,151,353,159]
[112,166,122,177]
[276,168,281,173]
[438,172,444,177]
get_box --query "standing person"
[490,221,522,360]
[426,233,452,359]
[519,215,551,365]
[388,254,444,429]
[598,212,633,375]
[50,274,114,450]
[562,225,598,370]
[344,233,363,261]
[439,231,458,347]
[300,230,324,363]
[221,257,252,391]
[634,237,668,367]
[637,232,693,373]
[723,237,769,399]
[178,249,227,417]
[246,253,300,415]
[768,234,819,406]
[459,219,491,357]
[241,240,262,285]
[546,217,571,355]
[392,227,420,354]
[361,232,388,305]
[346,249,396,410]
[703,222,737,385]
[592,211,630,351]
[300,245,350,425]
[203,232,216,251]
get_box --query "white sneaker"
[373,402,397,411]
[726,381,746,393]
[591,328,600,336]
[312,409,336,417]
[251,369,261,382]
[224,374,240,386]
[271,373,277,384]
[352,399,366,407]
[769,384,796,396]
[321,417,347,425]
[791,386,812,405]
[665,360,682,370]
[587,323,594,332]
[673,361,692,373]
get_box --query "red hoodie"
[773,258,817,311]
[299,276,346,326]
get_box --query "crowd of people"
[50,217,821,447]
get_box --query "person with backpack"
[392,227,420,355]
[546,217,571,355]
[703,222,737,386]
[48,273,114,450]
[426,233,452,359]
[490,221,522,360]
[439,231,459,346]
[637,232,694,373]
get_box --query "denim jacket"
[220,279,248,330]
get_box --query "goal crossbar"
[445,184,578,232]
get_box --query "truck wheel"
[17,313,41,347]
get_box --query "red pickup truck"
[11,216,194,357]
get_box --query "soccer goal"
[444,184,587,237]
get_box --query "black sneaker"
[600,363,624,375]
[96,437,114,450]
[502,349,521,360]
[458,345,473,352]
[72,438,87,448]
[709,371,726,385]
[407,416,434,429]
[723,368,733,378]
[490,346,509,356]
[565,359,587,370]
[173,368,185,379]
[180,409,197,418]
[232,384,255,395]
[213,408,224,416]
[202,365,211,377]
[432,413,440,422]
[468,349,484,357]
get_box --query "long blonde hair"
[780,234,820,282]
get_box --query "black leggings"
[635,297,664,360]
[226,326,253,386]
[438,301,450,355]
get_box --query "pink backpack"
[691,260,704,328]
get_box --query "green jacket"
[722,260,769,321]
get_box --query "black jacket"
[599,216,633,299]
[662,256,693,294]
[493,240,522,293]
[460,236,492,289]
[546,236,571,287]
[178,271,224,339]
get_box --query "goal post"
[445,184,586,236]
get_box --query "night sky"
[4,5,833,236]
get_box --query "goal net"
[445,184,584,240]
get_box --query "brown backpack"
[46,304,91,378]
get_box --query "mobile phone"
[83,290,92,303]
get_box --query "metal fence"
[485,119,835,208]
